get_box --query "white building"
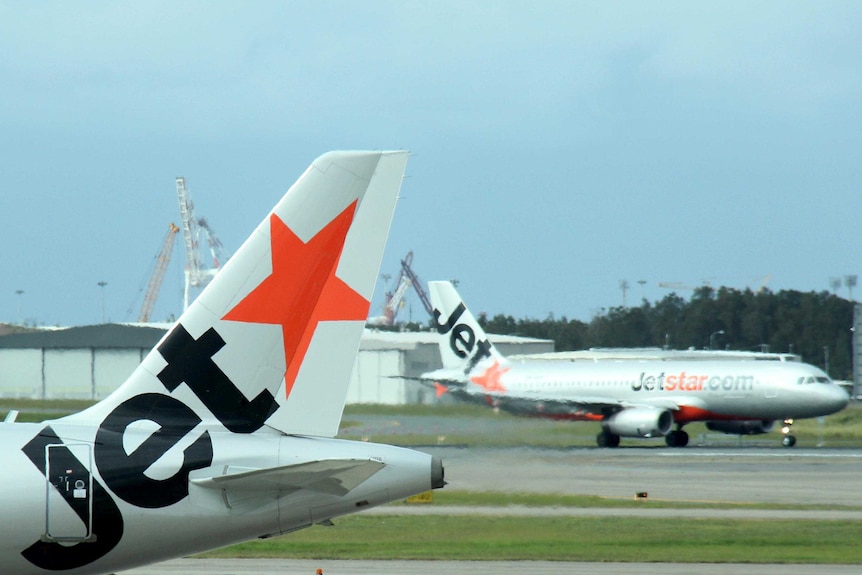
[0,324,553,404]
[351,330,554,404]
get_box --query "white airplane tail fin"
[429,281,506,375]
[69,151,407,438]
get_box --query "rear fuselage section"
[0,421,434,575]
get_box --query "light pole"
[709,329,725,350]
[98,281,108,323]
[15,289,23,325]
[845,275,858,302]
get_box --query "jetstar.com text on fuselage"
[633,372,755,392]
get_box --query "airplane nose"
[823,385,850,413]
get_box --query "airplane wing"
[191,459,384,496]
[417,368,690,417]
[485,393,687,418]
[411,374,491,403]
[415,372,686,414]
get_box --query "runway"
[119,446,862,574]
[425,445,862,506]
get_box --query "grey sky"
[2,1,860,327]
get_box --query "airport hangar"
[0,324,553,403]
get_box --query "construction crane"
[400,251,434,318]
[197,217,231,270]
[138,223,179,323]
[176,177,229,310]
[381,275,412,325]
[368,251,434,326]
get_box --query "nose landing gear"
[781,419,796,447]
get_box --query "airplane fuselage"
[428,359,848,424]
[486,359,848,421]
[0,421,437,575]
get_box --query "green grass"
[199,514,862,563]
[0,398,96,411]
[0,399,96,423]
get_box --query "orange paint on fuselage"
[672,404,755,424]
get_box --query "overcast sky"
[2,1,861,328]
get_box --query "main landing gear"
[781,419,797,447]
[665,427,689,447]
[596,428,690,448]
[596,430,620,447]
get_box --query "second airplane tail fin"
[429,281,506,375]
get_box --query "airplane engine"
[603,408,673,438]
[706,420,775,435]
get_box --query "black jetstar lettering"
[21,427,124,571]
[19,322,278,571]
[157,325,278,433]
[94,393,214,509]
[433,304,492,371]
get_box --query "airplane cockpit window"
[799,376,832,384]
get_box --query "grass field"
[200,513,862,564]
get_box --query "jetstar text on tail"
[433,302,492,371]
[633,371,755,392]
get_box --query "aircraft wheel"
[782,435,797,447]
[597,431,620,448]
[665,430,689,447]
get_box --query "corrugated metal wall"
[0,348,144,399]
[0,336,552,403]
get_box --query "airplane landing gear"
[665,428,689,447]
[781,419,796,447]
[596,430,620,448]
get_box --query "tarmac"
[119,444,862,574]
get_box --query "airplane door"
[44,443,96,542]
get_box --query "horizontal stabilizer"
[191,459,384,496]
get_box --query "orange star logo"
[223,201,369,399]
[470,361,509,393]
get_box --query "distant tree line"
[474,287,856,380]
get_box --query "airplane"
[0,151,444,575]
[421,281,850,448]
